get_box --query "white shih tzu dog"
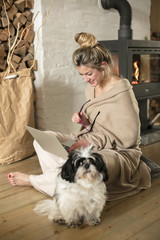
[34,146,109,227]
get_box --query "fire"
[132,61,139,84]
[116,65,119,76]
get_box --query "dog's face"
[61,146,109,184]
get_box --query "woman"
[8,32,151,200]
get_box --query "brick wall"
[33,0,151,133]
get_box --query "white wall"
[33,0,151,133]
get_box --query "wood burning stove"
[100,0,160,135]
[99,39,160,131]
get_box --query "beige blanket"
[75,79,151,200]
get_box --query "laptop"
[26,126,68,160]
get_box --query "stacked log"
[0,0,37,73]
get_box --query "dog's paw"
[88,218,100,226]
[66,220,83,228]
[53,217,66,225]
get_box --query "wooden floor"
[0,142,160,240]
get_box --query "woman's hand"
[68,139,90,152]
[71,111,82,124]
[72,112,90,126]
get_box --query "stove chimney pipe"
[101,0,132,39]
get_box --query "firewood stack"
[0,0,37,73]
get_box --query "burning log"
[0,0,37,73]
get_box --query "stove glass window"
[132,54,160,84]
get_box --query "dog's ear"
[61,152,76,182]
[92,153,109,182]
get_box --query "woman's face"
[77,65,104,88]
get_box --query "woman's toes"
[8,172,31,186]
[8,173,16,185]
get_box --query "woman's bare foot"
[8,172,32,187]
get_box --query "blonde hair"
[72,32,114,74]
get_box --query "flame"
[132,61,139,84]
[116,66,119,76]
